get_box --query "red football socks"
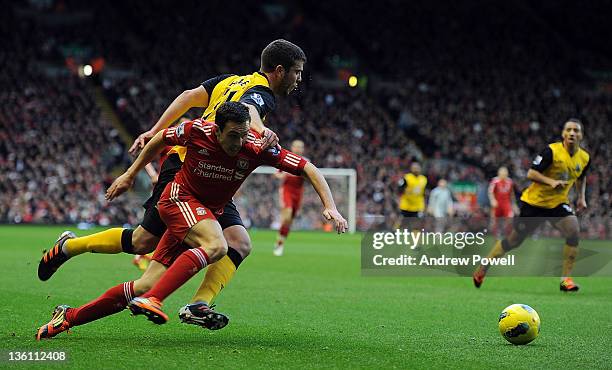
[143,248,209,302]
[66,281,134,326]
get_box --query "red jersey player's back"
[163,119,308,213]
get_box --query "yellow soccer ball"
[498,304,541,345]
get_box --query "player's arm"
[107,130,168,200]
[526,147,567,189]
[397,177,407,194]
[447,195,454,217]
[273,170,286,180]
[144,163,159,186]
[510,184,519,215]
[427,190,436,215]
[239,86,278,148]
[129,86,210,154]
[488,181,498,208]
[302,162,348,233]
[575,159,590,213]
[259,144,347,233]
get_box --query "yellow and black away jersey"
[399,173,428,212]
[167,72,276,161]
[521,142,590,209]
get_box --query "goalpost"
[233,166,357,233]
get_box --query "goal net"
[232,166,357,233]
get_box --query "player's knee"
[203,238,228,263]
[228,236,252,258]
[503,235,522,251]
[131,228,157,254]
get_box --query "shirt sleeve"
[259,146,308,176]
[239,85,276,118]
[162,120,194,146]
[398,177,407,191]
[530,147,553,172]
[578,157,591,179]
[201,74,234,95]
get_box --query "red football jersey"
[162,119,308,212]
[489,177,513,207]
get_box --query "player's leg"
[177,225,247,330]
[129,218,227,324]
[37,204,165,281]
[190,224,250,306]
[180,202,249,329]
[37,225,160,281]
[275,206,294,256]
[35,260,167,340]
[473,202,543,288]
[130,206,167,271]
[553,212,581,291]
[490,208,500,238]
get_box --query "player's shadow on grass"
[44,329,339,351]
[143,331,334,350]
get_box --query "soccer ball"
[498,304,540,345]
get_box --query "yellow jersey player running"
[38,39,306,330]
[398,162,427,230]
[473,119,590,291]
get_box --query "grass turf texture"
[1,225,611,369]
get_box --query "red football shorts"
[152,231,187,266]
[153,182,216,266]
[493,203,513,218]
[280,186,303,217]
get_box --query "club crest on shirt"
[575,164,581,172]
[533,155,542,165]
[176,122,186,137]
[251,93,265,107]
[267,146,280,156]
[196,207,207,216]
[237,158,249,169]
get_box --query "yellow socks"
[191,255,236,305]
[562,244,578,278]
[63,228,124,257]
[487,240,507,259]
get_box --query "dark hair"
[565,118,583,131]
[260,39,306,73]
[216,102,250,131]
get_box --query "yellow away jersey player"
[399,163,428,217]
[520,141,590,213]
[167,72,276,161]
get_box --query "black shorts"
[513,201,574,235]
[401,210,423,218]
[140,153,245,237]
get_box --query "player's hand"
[576,198,587,214]
[490,199,498,208]
[129,130,155,155]
[106,172,135,201]
[323,209,348,234]
[550,180,569,189]
[261,128,279,150]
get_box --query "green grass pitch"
[1,225,611,369]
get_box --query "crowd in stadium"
[2,0,609,236]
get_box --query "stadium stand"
[2,0,609,237]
